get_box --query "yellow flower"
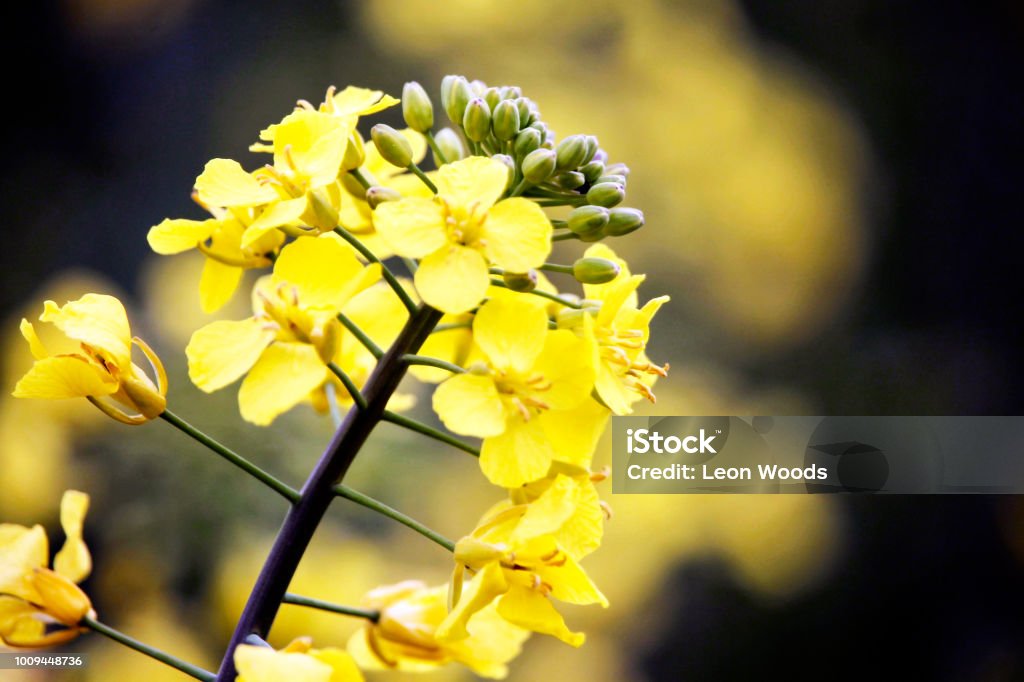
[0,490,94,648]
[438,490,608,648]
[12,294,167,425]
[572,244,669,414]
[186,236,380,425]
[348,580,528,679]
[235,637,363,682]
[432,297,598,487]
[147,196,285,313]
[373,156,553,313]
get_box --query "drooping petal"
[329,86,399,116]
[12,356,117,400]
[480,418,553,487]
[435,157,509,212]
[238,342,329,425]
[186,319,274,392]
[472,297,547,374]
[482,198,552,272]
[496,586,585,647]
[415,245,489,314]
[510,475,577,543]
[19,320,48,360]
[273,236,380,310]
[242,197,310,249]
[195,158,279,208]
[147,218,220,255]
[0,524,48,595]
[432,373,507,438]
[53,490,90,584]
[437,563,508,642]
[40,294,132,368]
[199,258,244,314]
[537,555,608,607]
[372,198,447,258]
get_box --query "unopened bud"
[444,76,472,126]
[521,148,557,184]
[573,257,621,284]
[402,81,434,133]
[341,131,365,171]
[492,100,521,141]
[501,86,522,100]
[433,127,465,165]
[603,207,645,236]
[518,98,537,126]
[366,186,402,208]
[462,98,491,142]
[605,162,629,177]
[371,124,413,168]
[567,205,609,236]
[586,182,625,208]
[503,270,538,292]
[550,171,585,190]
[556,134,589,171]
[513,128,542,159]
[440,74,458,110]
[484,87,503,111]
[597,174,627,186]
[582,136,599,165]
[580,161,605,183]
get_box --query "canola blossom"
[10,75,668,682]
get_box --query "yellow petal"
[543,400,609,470]
[366,128,428,176]
[415,245,489,314]
[147,218,219,255]
[329,86,399,116]
[238,342,329,425]
[372,197,447,258]
[473,297,547,374]
[53,490,90,584]
[186,319,274,392]
[13,356,117,400]
[596,274,644,327]
[235,645,333,682]
[273,236,381,310]
[242,196,310,249]
[594,360,635,415]
[40,294,132,368]
[0,524,48,595]
[432,373,506,438]
[308,648,366,682]
[510,475,577,543]
[30,567,92,625]
[553,476,604,560]
[480,418,553,487]
[411,313,472,383]
[435,157,509,211]
[496,586,585,647]
[19,319,48,360]
[437,563,508,642]
[199,257,244,314]
[482,198,552,272]
[531,329,596,410]
[195,158,279,207]
[537,555,607,607]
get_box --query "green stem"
[539,263,574,275]
[432,322,472,333]
[160,410,299,504]
[333,227,418,314]
[83,615,215,681]
[509,178,531,197]
[382,409,480,457]
[283,593,380,622]
[336,312,383,359]
[334,484,455,552]
[532,198,587,207]
[425,132,449,165]
[407,162,438,193]
[327,362,367,410]
[403,354,465,374]
[348,168,372,190]
[489,278,584,309]
[552,231,580,242]
[402,256,419,275]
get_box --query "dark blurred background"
[3,1,1023,680]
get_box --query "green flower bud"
[573,257,620,284]
[597,174,627,187]
[567,205,610,235]
[492,100,521,141]
[550,171,585,190]
[605,162,629,177]
[341,131,365,171]
[366,186,402,209]
[440,74,458,109]
[370,124,413,168]
[603,207,645,236]
[484,87,503,111]
[518,98,537,126]
[433,127,465,165]
[462,98,491,142]
[580,160,605,183]
[402,81,434,133]
[556,134,589,171]
[582,136,599,165]
[513,128,542,159]
[586,181,625,208]
[503,270,538,292]
[522,148,557,184]
[469,79,488,97]
[501,86,522,99]
[444,76,472,126]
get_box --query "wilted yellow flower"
[348,580,528,679]
[432,297,599,487]
[0,490,94,647]
[439,489,607,648]
[373,156,552,313]
[13,294,167,425]
[235,637,363,682]
[186,236,380,425]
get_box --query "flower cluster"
[10,75,668,680]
